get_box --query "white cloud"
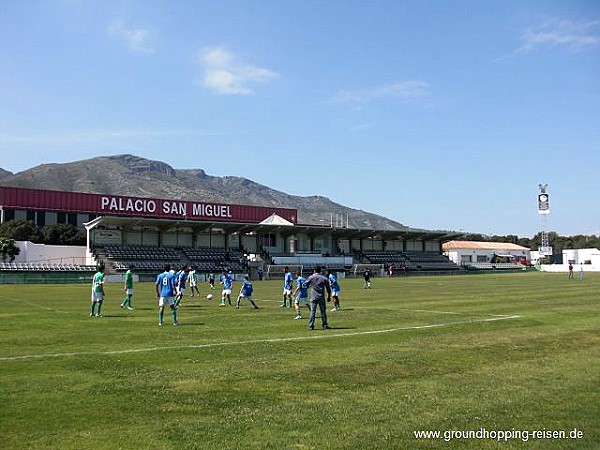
[197,47,278,95]
[331,80,430,104]
[202,47,233,67]
[109,20,154,54]
[515,18,600,55]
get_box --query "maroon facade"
[0,186,297,224]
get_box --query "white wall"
[539,248,600,272]
[539,263,600,272]
[15,241,87,264]
[446,249,530,265]
[563,248,600,264]
[93,229,122,245]
[445,251,460,264]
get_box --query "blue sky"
[1,0,599,238]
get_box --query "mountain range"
[0,154,414,230]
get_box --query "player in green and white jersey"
[188,266,201,297]
[90,264,106,317]
[120,264,135,310]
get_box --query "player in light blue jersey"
[292,270,310,320]
[219,270,234,306]
[327,269,341,311]
[155,264,178,326]
[174,265,189,308]
[280,266,293,307]
[236,275,259,309]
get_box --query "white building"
[535,248,600,273]
[442,241,530,266]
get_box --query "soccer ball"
[206,294,213,300]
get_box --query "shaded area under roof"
[85,215,463,243]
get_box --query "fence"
[0,271,94,284]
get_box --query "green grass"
[0,272,598,449]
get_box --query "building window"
[26,210,35,221]
[4,209,15,221]
[260,233,276,247]
[36,211,46,227]
[68,213,77,226]
[57,212,66,224]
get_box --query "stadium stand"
[182,247,247,273]
[362,250,461,272]
[264,249,465,278]
[99,244,181,273]
[94,244,249,274]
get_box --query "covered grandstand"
[0,186,463,281]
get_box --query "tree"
[461,233,488,242]
[40,224,86,246]
[455,231,600,254]
[0,220,41,242]
[0,237,20,262]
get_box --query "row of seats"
[466,263,526,270]
[112,260,181,272]
[363,254,406,264]
[404,251,450,262]
[183,247,246,273]
[0,262,96,271]
[96,245,250,273]
[182,247,230,260]
[363,251,460,270]
[113,260,247,273]
[104,245,180,261]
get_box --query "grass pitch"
[0,272,598,449]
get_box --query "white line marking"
[3,296,72,315]
[401,309,518,318]
[0,315,521,362]
[398,308,464,315]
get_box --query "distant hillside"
[0,154,407,230]
[0,168,13,180]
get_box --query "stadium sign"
[0,187,297,224]
[100,195,234,219]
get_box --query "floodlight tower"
[537,183,551,256]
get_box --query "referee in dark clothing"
[305,265,332,330]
